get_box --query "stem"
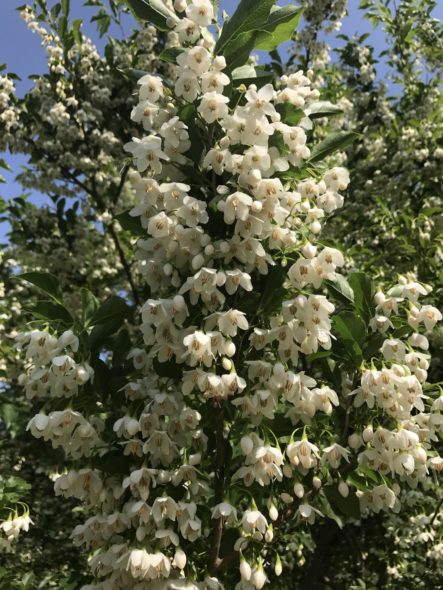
[209,400,226,575]
[108,221,141,306]
[430,496,443,526]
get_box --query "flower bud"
[253,561,267,589]
[173,0,187,12]
[338,481,349,498]
[222,357,232,371]
[293,483,304,498]
[363,425,374,443]
[174,548,187,570]
[348,432,363,449]
[310,221,322,234]
[312,476,322,489]
[173,295,185,310]
[240,557,252,581]
[224,341,236,357]
[192,254,204,270]
[275,554,283,576]
[268,501,278,522]
[240,436,254,455]
[302,243,317,259]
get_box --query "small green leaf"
[309,131,359,163]
[255,5,303,51]
[15,272,63,303]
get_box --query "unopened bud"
[293,483,304,498]
[240,436,254,455]
[338,481,349,498]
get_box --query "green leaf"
[215,0,275,68]
[91,11,111,36]
[275,102,304,125]
[307,101,343,119]
[231,65,273,87]
[326,275,355,305]
[89,317,126,350]
[115,210,145,236]
[57,14,68,39]
[221,30,260,71]
[159,47,183,64]
[88,295,132,327]
[14,272,63,303]
[255,5,303,51]
[309,131,359,163]
[27,300,73,325]
[334,311,367,348]
[125,0,178,30]
[61,0,70,16]
[349,272,375,323]
[72,18,82,44]
[179,104,204,165]
[81,288,99,324]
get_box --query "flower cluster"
[16,0,442,588]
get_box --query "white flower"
[175,70,200,102]
[323,167,350,191]
[201,70,230,93]
[186,0,214,27]
[218,309,249,336]
[212,502,237,523]
[241,509,268,534]
[182,330,213,367]
[124,136,169,173]
[286,440,320,469]
[245,83,276,117]
[175,17,200,44]
[416,305,442,330]
[177,46,211,75]
[220,192,253,224]
[198,91,229,123]
[148,212,174,238]
[138,75,164,102]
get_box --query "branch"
[430,496,443,526]
[209,400,226,575]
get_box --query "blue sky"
[0,0,439,241]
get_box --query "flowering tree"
[1,0,442,588]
